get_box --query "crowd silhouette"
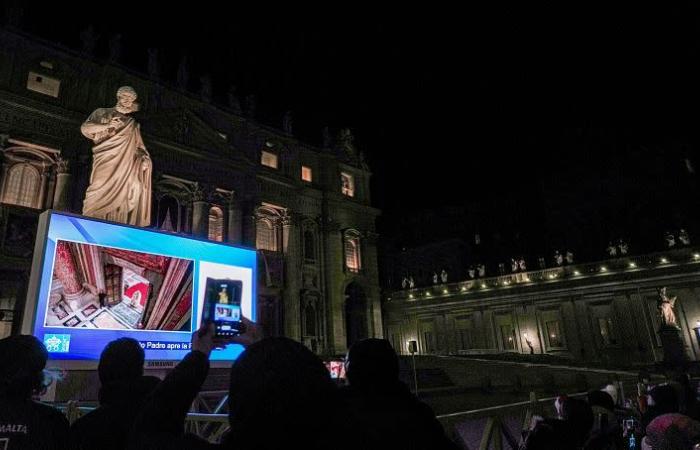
[0,324,459,450]
[4,325,700,449]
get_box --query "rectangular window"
[598,317,618,346]
[546,321,563,348]
[457,329,473,350]
[500,325,516,350]
[261,151,278,169]
[301,166,313,182]
[341,172,355,197]
[423,331,435,353]
[27,71,61,97]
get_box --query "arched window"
[256,218,277,251]
[344,230,361,273]
[304,229,315,261]
[3,163,40,208]
[208,206,224,242]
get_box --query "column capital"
[55,157,70,174]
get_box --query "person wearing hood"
[340,338,459,450]
[70,337,159,450]
[0,334,69,450]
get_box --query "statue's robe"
[81,108,152,226]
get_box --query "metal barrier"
[59,389,593,447]
[436,391,588,450]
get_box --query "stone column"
[54,241,84,300]
[227,195,243,245]
[52,157,71,211]
[321,217,345,353]
[242,201,257,247]
[191,186,208,238]
[282,212,301,341]
[363,231,383,338]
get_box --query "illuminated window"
[341,172,354,197]
[261,151,278,169]
[3,163,40,208]
[344,231,361,272]
[208,206,224,242]
[500,325,516,350]
[301,165,313,182]
[256,218,278,251]
[546,321,563,348]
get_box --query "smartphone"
[202,278,243,338]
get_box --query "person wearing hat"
[70,337,160,450]
[642,413,700,450]
[0,334,69,450]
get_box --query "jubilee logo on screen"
[44,334,71,353]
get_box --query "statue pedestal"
[659,326,688,368]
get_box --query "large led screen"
[24,211,256,362]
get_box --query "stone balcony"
[389,246,700,302]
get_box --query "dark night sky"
[8,4,700,256]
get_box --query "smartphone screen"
[204,278,242,337]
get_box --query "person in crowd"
[128,322,362,450]
[584,390,623,450]
[643,384,680,428]
[70,337,160,450]
[641,413,700,450]
[0,334,69,450]
[340,338,459,450]
[522,396,594,450]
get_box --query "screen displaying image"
[24,211,257,362]
[325,360,346,379]
[45,240,193,332]
[215,304,241,322]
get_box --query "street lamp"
[407,340,419,397]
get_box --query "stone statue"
[511,258,518,273]
[657,287,679,329]
[619,239,629,255]
[80,86,152,226]
[432,273,438,285]
[519,258,527,271]
[679,229,691,246]
[408,276,415,289]
[565,251,574,264]
[477,264,486,277]
[282,110,293,134]
[440,269,448,283]
[468,267,475,279]
[401,277,407,289]
[607,242,617,257]
[665,232,676,248]
[554,250,563,266]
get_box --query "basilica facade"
[0,29,381,355]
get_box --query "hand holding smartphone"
[203,278,243,338]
